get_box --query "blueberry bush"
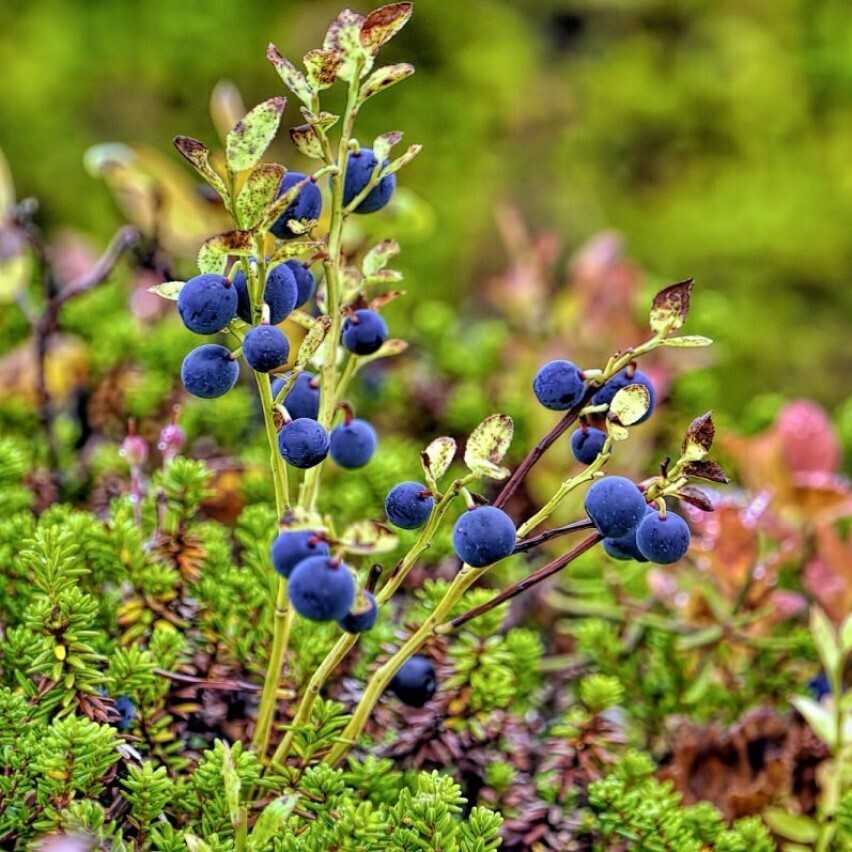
[1,4,851,851]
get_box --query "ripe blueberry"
[272,372,320,420]
[592,368,656,424]
[584,476,647,538]
[571,426,607,465]
[287,556,356,622]
[337,590,379,633]
[271,530,330,579]
[452,505,517,568]
[243,325,290,373]
[385,481,434,530]
[284,260,317,307]
[330,418,378,469]
[533,360,585,410]
[389,654,437,707]
[181,344,239,399]
[177,273,237,334]
[342,309,388,355]
[278,418,330,469]
[343,148,396,214]
[232,264,298,325]
[603,505,655,562]
[270,172,323,239]
[635,510,690,564]
[114,695,136,731]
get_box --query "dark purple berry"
[270,172,323,239]
[272,372,320,420]
[337,590,379,633]
[243,325,290,373]
[635,510,691,564]
[329,419,377,469]
[584,476,647,538]
[343,148,396,214]
[285,260,317,307]
[181,344,239,399]
[452,506,516,568]
[385,481,434,530]
[177,273,237,334]
[278,419,330,469]
[389,654,437,707]
[271,530,330,579]
[603,505,655,561]
[342,309,388,355]
[114,695,136,731]
[232,264,298,325]
[571,426,607,465]
[287,556,356,621]
[533,360,585,410]
[592,369,656,424]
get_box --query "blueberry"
[285,260,317,307]
[287,556,356,621]
[114,695,136,732]
[584,476,648,538]
[389,654,437,708]
[635,510,690,564]
[452,505,517,568]
[337,590,379,633]
[603,505,655,562]
[177,273,237,334]
[271,530,330,579]
[270,172,323,239]
[533,360,585,410]
[181,344,239,399]
[243,325,290,373]
[342,309,388,355]
[343,148,396,214]
[232,264,298,325]
[592,369,656,424]
[571,426,607,465]
[385,481,434,530]
[809,674,832,701]
[278,418,330,469]
[272,372,320,420]
[329,419,377,469]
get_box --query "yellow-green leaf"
[267,45,312,107]
[173,135,228,199]
[649,279,694,334]
[290,124,324,160]
[465,414,513,478]
[226,97,286,174]
[359,3,413,54]
[236,164,285,229]
[608,384,650,427]
[340,520,398,554]
[296,315,332,368]
[791,696,836,747]
[324,9,372,82]
[359,63,415,103]
[422,437,456,482]
[148,280,185,300]
[681,411,714,461]
[197,230,254,275]
[362,239,400,277]
[763,809,819,844]
[303,48,342,90]
[658,335,713,348]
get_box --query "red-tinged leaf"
[289,124,324,160]
[197,230,254,275]
[682,460,730,484]
[359,62,415,103]
[373,130,404,162]
[369,290,406,312]
[235,163,285,229]
[682,411,715,460]
[303,48,343,90]
[324,9,371,82]
[360,3,413,53]
[650,278,694,334]
[225,98,286,173]
[173,136,227,198]
[267,45,312,106]
[676,486,714,512]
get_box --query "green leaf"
[339,520,398,554]
[359,3,413,54]
[225,97,286,173]
[353,338,408,367]
[259,175,312,233]
[296,315,332,368]
[324,9,372,83]
[300,108,340,131]
[268,240,323,266]
[303,48,343,90]
[362,239,400,277]
[197,230,254,275]
[221,741,241,822]
[0,245,32,304]
[649,279,694,334]
[248,797,297,851]
[359,63,415,104]
[811,607,840,678]
[382,144,422,176]
[422,437,456,483]
[267,45,312,107]
[172,135,228,199]
[289,124,324,160]
[148,280,185,301]
[608,384,650,426]
[236,164,285,229]
[185,835,213,852]
[791,696,836,747]
[681,411,714,461]
[373,130,404,162]
[606,421,629,442]
[763,809,819,843]
[465,414,513,480]
[841,613,852,655]
[658,335,714,348]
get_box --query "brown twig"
[513,518,596,554]
[439,532,603,633]
[153,668,263,694]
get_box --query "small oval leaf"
[681,411,714,460]
[650,278,694,334]
[354,338,408,367]
[267,45,312,107]
[465,414,513,476]
[303,48,343,90]
[148,280,185,301]
[259,175,312,233]
[268,240,323,266]
[606,421,629,442]
[289,124,325,160]
[173,136,228,199]
[422,437,457,482]
[197,230,255,275]
[373,131,403,162]
[226,97,286,174]
[608,384,650,427]
[362,239,400,277]
[340,520,398,554]
[681,460,730,484]
[382,144,422,177]
[359,3,413,53]
[359,63,415,103]
[324,9,372,82]
[236,163,285,229]
[659,335,713,348]
[296,315,332,368]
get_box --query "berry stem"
[512,518,596,554]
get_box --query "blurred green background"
[2,0,851,418]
